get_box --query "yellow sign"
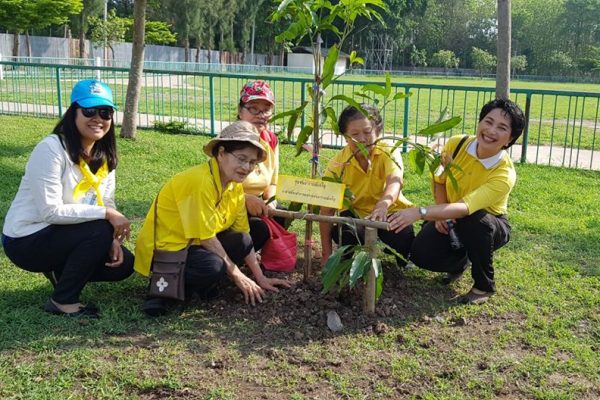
[277,175,345,209]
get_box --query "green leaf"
[330,95,367,116]
[349,251,371,288]
[349,50,364,66]
[322,45,339,89]
[408,148,426,174]
[294,125,313,156]
[321,246,353,294]
[353,92,373,102]
[373,258,383,300]
[393,91,412,100]
[276,0,294,14]
[418,116,462,137]
[354,141,370,159]
[323,106,340,135]
[361,83,386,96]
[435,106,450,124]
[384,73,392,98]
[288,102,309,136]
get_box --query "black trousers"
[2,220,134,304]
[410,210,511,292]
[184,231,253,297]
[332,210,415,267]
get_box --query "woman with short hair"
[388,98,526,304]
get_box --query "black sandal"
[43,300,99,318]
[141,297,169,317]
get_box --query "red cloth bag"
[259,216,297,272]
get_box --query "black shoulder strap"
[452,135,469,159]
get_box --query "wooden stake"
[363,226,378,315]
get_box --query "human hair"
[479,98,525,149]
[338,104,383,136]
[52,104,118,173]
[211,140,265,161]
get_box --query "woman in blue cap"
[1,79,134,317]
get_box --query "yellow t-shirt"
[324,142,412,218]
[243,136,279,197]
[434,135,516,215]
[134,158,249,276]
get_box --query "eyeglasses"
[243,105,273,117]
[81,107,114,121]
[228,152,259,170]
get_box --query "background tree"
[69,0,104,58]
[88,9,128,61]
[471,46,496,77]
[430,49,459,70]
[0,0,83,57]
[121,0,146,139]
[409,45,427,67]
[511,54,527,75]
[149,0,201,61]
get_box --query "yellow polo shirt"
[243,136,279,197]
[434,135,516,215]
[324,142,412,218]
[134,158,249,276]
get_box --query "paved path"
[2,101,598,171]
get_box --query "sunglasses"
[80,107,114,120]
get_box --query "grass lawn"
[0,115,599,399]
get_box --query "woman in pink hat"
[237,80,284,251]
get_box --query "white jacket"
[3,134,115,238]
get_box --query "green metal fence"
[0,61,598,170]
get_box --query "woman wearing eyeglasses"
[1,79,134,318]
[236,80,283,251]
[135,121,290,316]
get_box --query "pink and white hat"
[239,80,275,105]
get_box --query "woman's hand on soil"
[256,275,291,293]
[231,270,265,306]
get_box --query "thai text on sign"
[277,175,345,209]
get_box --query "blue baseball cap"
[70,79,116,109]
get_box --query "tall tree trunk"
[121,0,147,139]
[12,31,19,57]
[184,34,190,62]
[496,0,511,99]
[79,12,86,58]
[25,31,31,58]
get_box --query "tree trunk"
[496,0,511,100]
[79,12,86,58]
[184,35,190,62]
[25,31,31,58]
[12,31,19,57]
[120,0,147,139]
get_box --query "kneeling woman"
[135,121,290,316]
[320,104,414,266]
[2,79,134,317]
[388,99,525,304]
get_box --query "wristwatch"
[419,206,428,220]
